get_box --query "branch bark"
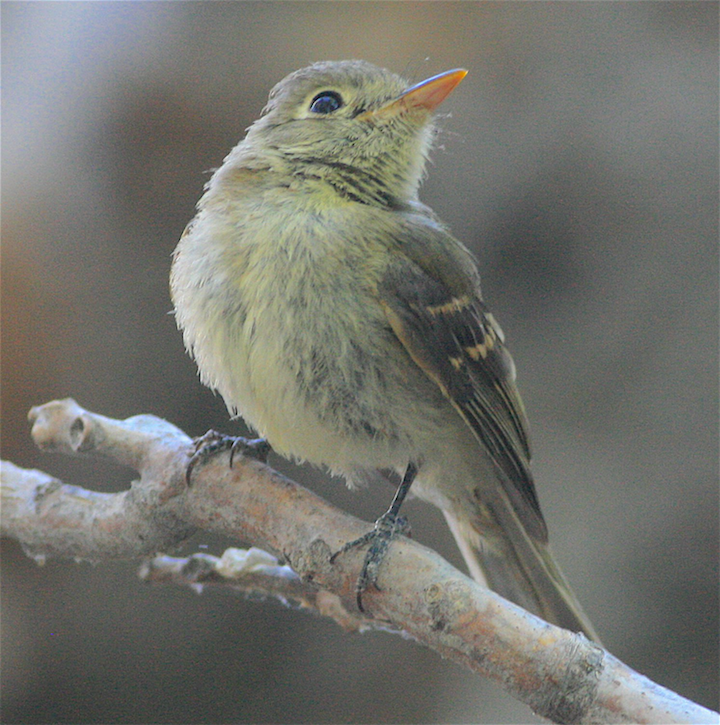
[1,399,716,725]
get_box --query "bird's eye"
[309,91,343,114]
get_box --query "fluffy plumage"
[171,60,599,641]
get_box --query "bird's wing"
[377,255,548,543]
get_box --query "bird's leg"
[331,462,417,612]
[186,430,272,484]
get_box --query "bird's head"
[236,60,467,207]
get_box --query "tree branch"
[139,548,371,633]
[1,399,716,725]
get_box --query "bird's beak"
[358,68,468,122]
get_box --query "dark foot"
[186,430,271,484]
[330,511,411,613]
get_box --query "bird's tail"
[443,504,601,644]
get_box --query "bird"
[170,59,599,641]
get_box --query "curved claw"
[331,512,411,613]
[186,431,271,484]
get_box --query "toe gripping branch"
[186,430,271,484]
[185,431,417,615]
[331,462,417,613]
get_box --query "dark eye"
[309,91,343,114]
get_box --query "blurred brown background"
[2,3,717,723]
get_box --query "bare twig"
[1,399,716,725]
[139,548,371,633]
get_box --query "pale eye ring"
[309,91,343,114]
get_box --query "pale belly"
[172,211,447,475]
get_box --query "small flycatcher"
[171,60,599,641]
